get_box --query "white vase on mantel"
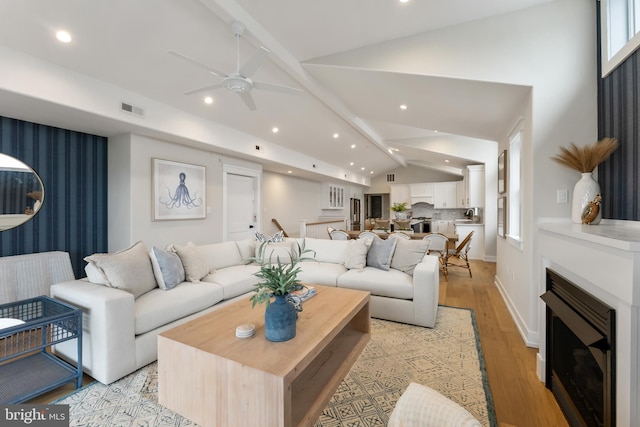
[571,172,601,224]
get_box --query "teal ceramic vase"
[264,294,297,342]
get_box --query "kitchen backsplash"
[409,203,483,222]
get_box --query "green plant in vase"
[391,202,409,220]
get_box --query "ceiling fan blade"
[253,81,304,96]
[239,92,256,111]
[167,50,228,78]
[184,83,224,96]
[239,47,269,78]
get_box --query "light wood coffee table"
[158,285,370,427]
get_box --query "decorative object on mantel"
[391,202,409,220]
[581,194,602,224]
[249,240,316,342]
[551,137,618,224]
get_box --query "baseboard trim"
[494,275,539,348]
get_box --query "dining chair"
[444,231,474,277]
[389,232,411,240]
[358,231,381,240]
[422,233,450,279]
[329,229,350,240]
[327,226,335,238]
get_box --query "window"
[507,122,523,247]
[601,0,640,76]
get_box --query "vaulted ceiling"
[0,0,546,182]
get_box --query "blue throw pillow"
[150,246,185,290]
[366,238,397,271]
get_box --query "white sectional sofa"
[50,236,440,384]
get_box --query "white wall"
[108,133,262,251]
[316,0,598,346]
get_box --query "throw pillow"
[388,382,481,427]
[84,241,157,298]
[172,243,209,283]
[197,241,244,271]
[255,241,293,264]
[149,246,185,290]
[366,237,397,271]
[255,230,284,243]
[84,262,109,285]
[390,239,430,275]
[343,238,373,271]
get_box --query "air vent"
[386,173,395,182]
[120,102,144,117]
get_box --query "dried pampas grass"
[551,137,619,173]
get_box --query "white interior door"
[226,173,256,241]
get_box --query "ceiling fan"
[168,21,303,111]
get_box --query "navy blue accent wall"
[0,116,108,278]
[597,3,640,220]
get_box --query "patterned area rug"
[55,306,496,426]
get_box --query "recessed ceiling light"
[333,133,339,139]
[272,127,279,133]
[445,159,450,163]
[204,96,213,104]
[388,149,394,154]
[361,167,365,171]
[399,0,410,3]
[56,30,72,43]
[287,170,292,174]
[351,144,356,149]
[370,171,374,174]
[350,162,354,166]
[400,104,407,110]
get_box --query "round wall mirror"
[0,153,44,231]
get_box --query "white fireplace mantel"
[538,220,640,427]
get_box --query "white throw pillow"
[343,238,372,271]
[390,239,429,275]
[84,241,157,298]
[388,383,481,427]
[84,262,109,285]
[172,243,209,283]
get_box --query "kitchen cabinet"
[434,182,457,209]
[466,165,485,208]
[322,183,345,209]
[390,184,411,209]
[454,224,484,260]
[456,181,466,208]
[435,220,454,234]
[409,183,434,204]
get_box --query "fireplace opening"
[541,269,615,427]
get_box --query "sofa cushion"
[390,239,429,276]
[172,243,209,283]
[255,241,293,264]
[197,241,244,271]
[149,246,185,290]
[297,262,346,287]
[366,238,397,271]
[338,266,413,300]
[343,238,373,270]
[203,265,261,300]
[235,238,256,263]
[134,281,224,335]
[84,241,157,298]
[297,238,348,264]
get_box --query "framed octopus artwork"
[152,158,206,221]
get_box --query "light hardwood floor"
[32,260,569,426]
[441,260,568,427]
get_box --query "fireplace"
[541,269,616,427]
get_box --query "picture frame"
[152,158,206,221]
[497,197,506,238]
[498,150,507,194]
